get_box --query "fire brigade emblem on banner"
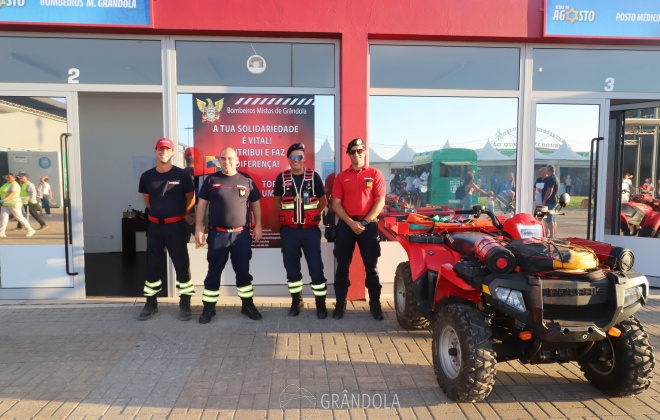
[196,98,225,123]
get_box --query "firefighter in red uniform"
[274,143,328,318]
[331,138,386,320]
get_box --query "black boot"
[315,296,327,319]
[241,297,262,320]
[137,296,158,321]
[288,292,303,317]
[198,302,216,324]
[179,295,192,321]
[369,288,384,321]
[332,299,346,320]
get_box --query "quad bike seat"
[506,238,598,272]
[444,232,494,256]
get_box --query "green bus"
[412,148,478,207]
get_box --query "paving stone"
[0,295,658,418]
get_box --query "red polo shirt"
[332,165,385,217]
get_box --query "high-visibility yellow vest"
[0,181,22,207]
[19,181,38,205]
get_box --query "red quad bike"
[385,198,654,402]
[620,193,660,237]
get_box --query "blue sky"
[178,94,599,160]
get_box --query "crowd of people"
[138,137,387,324]
[0,171,53,238]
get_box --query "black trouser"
[333,219,381,301]
[144,220,191,297]
[17,202,46,228]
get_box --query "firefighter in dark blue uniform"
[138,137,196,321]
[274,143,328,318]
[195,147,263,323]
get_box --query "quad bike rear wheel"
[394,262,429,330]
[578,317,654,397]
[432,303,496,402]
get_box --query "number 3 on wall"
[604,77,614,92]
[68,68,80,84]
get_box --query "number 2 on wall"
[604,77,614,92]
[68,68,80,84]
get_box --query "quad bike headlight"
[624,285,643,308]
[494,287,526,312]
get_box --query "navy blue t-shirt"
[138,166,195,219]
[542,174,559,206]
[198,171,262,228]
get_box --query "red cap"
[155,137,174,149]
[184,147,196,158]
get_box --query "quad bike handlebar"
[454,206,503,229]
[454,193,570,228]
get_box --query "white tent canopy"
[477,140,514,162]
[314,137,334,180]
[315,137,334,160]
[545,140,589,162]
[369,147,386,163]
[389,140,417,162]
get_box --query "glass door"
[0,94,83,298]
[604,101,660,286]
[530,100,604,240]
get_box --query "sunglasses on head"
[348,148,365,155]
[289,154,303,161]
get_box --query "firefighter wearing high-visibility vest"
[16,172,47,231]
[274,143,328,318]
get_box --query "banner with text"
[192,94,315,248]
[545,0,660,39]
[0,0,151,27]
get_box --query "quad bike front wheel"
[394,262,429,330]
[578,317,654,397]
[432,303,496,402]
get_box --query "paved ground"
[0,293,659,419]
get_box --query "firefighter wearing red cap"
[274,143,328,318]
[137,137,196,321]
[331,138,386,320]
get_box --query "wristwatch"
[360,219,369,227]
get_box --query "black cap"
[17,171,28,178]
[346,138,365,154]
[286,143,305,156]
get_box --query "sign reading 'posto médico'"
[545,0,660,39]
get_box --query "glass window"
[176,93,335,245]
[0,96,66,245]
[177,41,335,87]
[292,43,335,88]
[0,37,161,85]
[370,45,520,90]
[369,96,518,230]
[533,104,599,240]
[533,49,660,93]
[606,106,660,237]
